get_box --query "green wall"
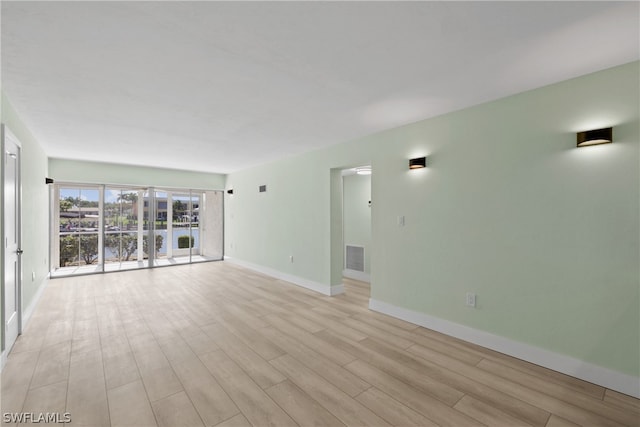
[343,173,371,275]
[226,61,639,378]
[48,158,226,190]
[1,93,50,351]
[226,158,335,284]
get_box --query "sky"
[59,188,193,204]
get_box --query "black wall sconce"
[577,127,612,147]
[45,177,54,184]
[409,156,426,169]
[227,189,234,195]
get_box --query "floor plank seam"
[3,264,639,427]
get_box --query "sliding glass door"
[170,191,198,264]
[152,190,169,264]
[53,185,103,275]
[103,187,148,271]
[50,183,224,277]
[153,190,223,265]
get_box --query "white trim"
[224,257,343,296]
[343,269,370,283]
[22,277,48,328]
[369,298,640,398]
[329,284,345,296]
[0,349,7,372]
[1,124,23,362]
[1,277,48,373]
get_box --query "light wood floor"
[2,262,638,427]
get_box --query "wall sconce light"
[409,157,426,169]
[577,127,612,147]
[355,167,372,175]
[227,189,234,195]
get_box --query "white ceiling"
[2,1,638,174]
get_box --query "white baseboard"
[369,298,640,399]
[1,276,48,373]
[329,284,345,296]
[343,269,370,283]
[0,349,7,372]
[22,277,48,328]
[224,257,344,296]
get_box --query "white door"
[3,126,21,353]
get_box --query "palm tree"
[117,192,138,228]
[118,192,138,205]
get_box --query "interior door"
[3,126,21,353]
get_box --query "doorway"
[329,165,372,301]
[342,166,372,283]
[2,125,22,354]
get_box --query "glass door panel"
[169,192,194,264]
[53,185,102,276]
[188,192,200,260]
[149,190,165,264]
[104,187,147,271]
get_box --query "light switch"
[397,215,405,227]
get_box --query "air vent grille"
[345,245,365,272]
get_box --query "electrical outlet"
[397,215,405,227]
[466,292,476,308]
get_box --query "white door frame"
[2,124,22,358]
